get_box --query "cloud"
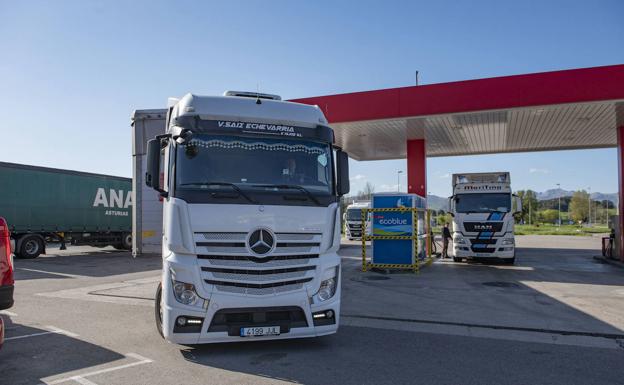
[529,168,549,174]
[438,173,451,179]
[379,184,400,192]
[350,174,366,182]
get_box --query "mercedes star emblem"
[247,228,275,255]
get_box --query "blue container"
[371,193,426,265]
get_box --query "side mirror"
[336,150,350,196]
[448,196,455,217]
[513,194,522,214]
[146,138,167,196]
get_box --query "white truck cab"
[145,92,350,344]
[343,201,371,240]
[449,172,521,264]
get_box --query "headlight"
[172,280,199,306]
[313,267,338,303]
[501,238,514,245]
[454,236,466,244]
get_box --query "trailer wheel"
[154,282,164,339]
[122,233,132,250]
[113,233,132,250]
[18,235,44,259]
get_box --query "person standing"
[442,223,452,259]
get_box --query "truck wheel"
[453,257,462,262]
[120,233,132,250]
[154,282,164,339]
[506,257,516,265]
[113,233,132,250]
[18,235,44,259]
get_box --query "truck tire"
[17,235,44,259]
[453,257,462,262]
[114,233,132,250]
[154,282,164,339]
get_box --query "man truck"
[343,201,371,240]
[143,91,350,344]
[448,172,521,264]
[0,162,132,258]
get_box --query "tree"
[569,190,590,223]
[436,213,452,226]
[357,182,375,201]
[517,190,538,224]
[540,209,559,224]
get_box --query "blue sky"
[1,1,623,197]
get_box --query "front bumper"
[161,254,341,345]
[454,246,515,259]
[163,289,340,344]
[0,285,14,310]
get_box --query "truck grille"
[195,232,321,296]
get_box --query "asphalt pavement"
[1,236,623,385]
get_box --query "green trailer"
[0,162,132,258]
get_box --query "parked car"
[0,316,4,349]
[0,217,15,349]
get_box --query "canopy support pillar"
[407,139,427,197]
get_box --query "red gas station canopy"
[291,65,624,160]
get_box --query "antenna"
[415,70,419,86]
[255,82,261,104]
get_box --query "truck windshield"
[455,193,511,213]
[176,134,333,196]
[346,209,363,221]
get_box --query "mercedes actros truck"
[449,172,521,264]
[343,201,371,240]
[144,92,350,344]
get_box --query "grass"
[514,224,609,236]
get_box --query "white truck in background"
[448,172,521,264]
[141,91,350,344]
[343,201,371,240]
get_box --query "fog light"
[177,317,187,326]
[313,313,326,319]
[326,310,334,318]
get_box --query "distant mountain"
[590,192,618,205]
[427,195,449,211]
[536,188,574,200]
[536,188,618,205]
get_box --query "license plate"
[240,326,280,337]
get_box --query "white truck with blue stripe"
[448,172,521,264]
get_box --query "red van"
[0,217,14,348]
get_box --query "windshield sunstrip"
[173,117,334,142]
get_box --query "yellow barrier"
[360,207,434,273]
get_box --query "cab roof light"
[223,91,282,100]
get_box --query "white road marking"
[0,310,17,317]
[46,353,153,385]
[5,331,56,341]
[5,325,79,341]
[71,377,99,385]
[17,267,84,278]
[45,325,80,338]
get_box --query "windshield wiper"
[179,182,257,204]
[252,184,322,206]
